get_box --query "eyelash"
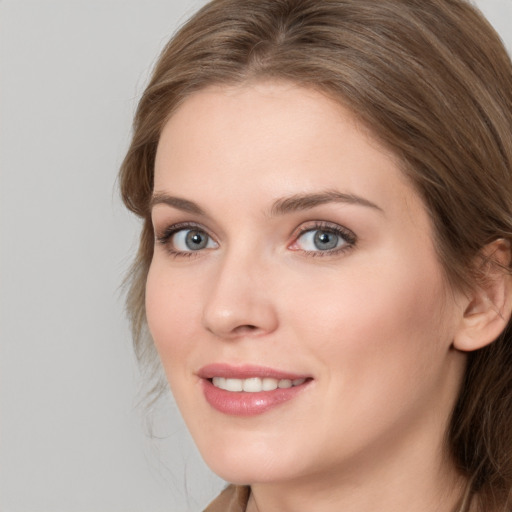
[155,221,357,258]
[155,222,214,258]
[290,221,357,257]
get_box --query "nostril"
[234,324,258,334]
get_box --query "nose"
[202,251,279,339]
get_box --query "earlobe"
[453,239,512,352]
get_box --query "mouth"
[210,376,307,392]
[198,364,313,416]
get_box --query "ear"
[453,239,512,352]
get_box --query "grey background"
[0,1,510,511]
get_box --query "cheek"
[287,254,452,383]
[280,258,457,453]
[145,262,201,374]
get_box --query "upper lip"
[197,363,310,381]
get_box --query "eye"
[290,223,356,255]
[156,224,219,256]
[173,228,216,251]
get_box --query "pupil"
[314,230,338,250]
[186,230,207,250]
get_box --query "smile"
[198,365,312,416]
[211,376,307,392]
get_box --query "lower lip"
[202,379,310,417]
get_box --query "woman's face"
[147,82,467,485]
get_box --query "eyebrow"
[270,190,383,216]
[150,193,206,215]
[149,189,383,217]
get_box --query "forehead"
[154,81,418,219]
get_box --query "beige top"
[203,485,250,512]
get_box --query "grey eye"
[296,229,346,251]
[313,231,339,250]
[173,229,217,251]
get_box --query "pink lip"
[197,364,312,417]
[197,363,309,380]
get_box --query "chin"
[194,433,300,485]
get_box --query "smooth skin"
[146,81,510,512]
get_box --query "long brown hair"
[119,1,512,509]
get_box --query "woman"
[119,0,512,510]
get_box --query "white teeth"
[262,377,278,391]
[211,376,306,392]
[243,378,262,392]
[212,377,225,389]
[224,378,243,392]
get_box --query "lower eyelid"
[156,222,355,258]
[290,224,356,251]
[155,224,220,258]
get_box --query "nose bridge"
[202,241,278,338]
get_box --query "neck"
[246,423,467,512]
[245,347,470,512]
[247,463,465,512]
